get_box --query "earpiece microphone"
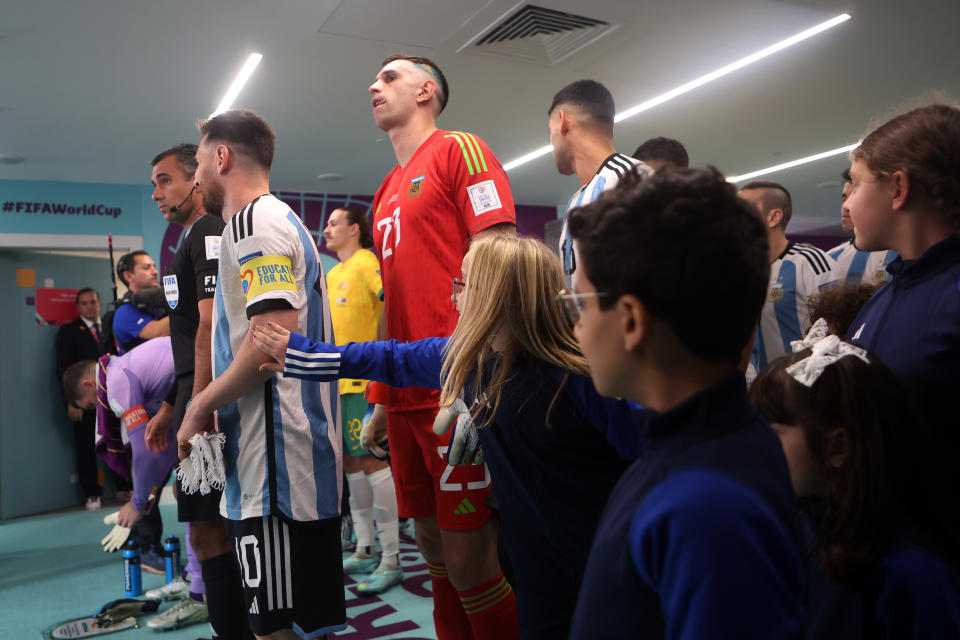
[169,186,196,213]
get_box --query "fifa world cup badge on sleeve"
[467,180,502,215]
[163,275,178,310]
[204,235,221,260]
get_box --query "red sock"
[458,572,521,640]
[428,562,474,640]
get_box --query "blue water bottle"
[164,535,181,583]
[122,540,142,597]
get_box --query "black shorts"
[224,514,346,638]
[172,374,223,522]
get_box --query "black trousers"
[72,410,101,499]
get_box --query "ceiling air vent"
[461,4,618,66]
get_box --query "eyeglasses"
[452,277,466,303]
[555,288,608,325]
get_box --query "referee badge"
[407,174,425,199]
[163,275,179,310]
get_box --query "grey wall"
[0,251,113,519]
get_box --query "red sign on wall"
[36,288,79,326]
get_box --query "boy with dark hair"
[631,136,689,172]
[565,167,807,638]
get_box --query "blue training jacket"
[569,372,808,640]
[846,235,960,488]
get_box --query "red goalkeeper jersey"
[372,129,516,410]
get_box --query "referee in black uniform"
[144,144,252,639]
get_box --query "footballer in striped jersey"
[548,80,652,286]
[739,182,839,372]
[179,110,346,639]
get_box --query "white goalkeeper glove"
[101,511,131,553]
[433,397,483,466]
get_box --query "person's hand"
[144,401,174,453]
[67,405,84,422]
[177,401,211,460]
[360,403,389,460]
[434,398,483,466]
[251,321,291,373]
[116,501,145,529]
[101,511,131,552]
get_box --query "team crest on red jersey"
[407,174,425,199]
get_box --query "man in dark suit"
[55,287,126,508]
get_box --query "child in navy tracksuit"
[253,236,643,640]
[751,336,960,638]
[842,104,960,496]
[564,167,807,639]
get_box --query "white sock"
[347,470,375,552]
[368,466,400,564]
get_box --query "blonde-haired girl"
[254,235,639,639]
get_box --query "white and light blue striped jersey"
[751,242,838,371]
[559,154,652,286]
[827,239,897,286]
[213,194,341,522]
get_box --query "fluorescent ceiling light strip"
[211,53,263,117]
[502,144,554,172]
[613,13,850,123]
[502,13,850,172]
[726,142,859,183]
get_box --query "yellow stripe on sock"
[427,562,448,578]
[460,578,512,614]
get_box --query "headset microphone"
[169,186,196,213]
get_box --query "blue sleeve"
[128,419,177,511]
[874,547,960,639]
[113,304,154,346]
[631,470,806,640]
[285,331,446,390]
[563,373,647,461]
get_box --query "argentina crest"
[407,174,425,199]
[163,274,179,309]
[769,282,784,303]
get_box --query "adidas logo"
[453,498,477,515]
[249,596,260,615]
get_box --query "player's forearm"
[472,222,516,241]
[376,306,387,341]
[138,316,170,339]
[191,307,298,416]
[192,318,213,396]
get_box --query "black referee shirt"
[163,213,226,376]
